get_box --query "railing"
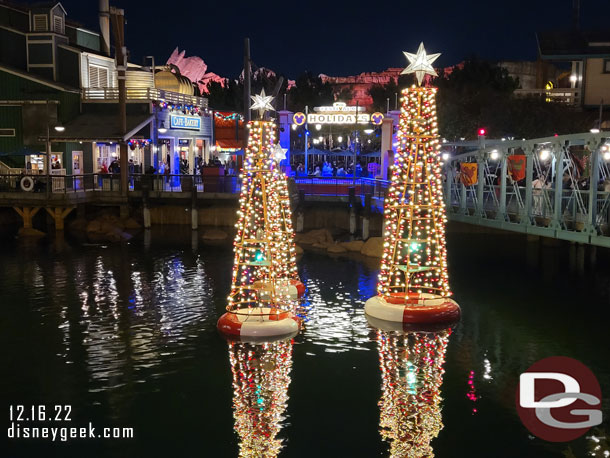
[444,131,610,245]
[514,87,581,105]
[1,172,391,199]
[82,87,209,108]
[0,173,240,195]
[294,177,389,199]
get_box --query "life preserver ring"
[365,292,460,324]
[251,279,306,300]
[217,307,300,339]
[20,176,34,192]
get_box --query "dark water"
[1,227,609,458]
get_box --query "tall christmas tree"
[366,43,459,324]
[376,329,451,457]
[378,43,450,299]
[229,90,299,309]
[228,339,293,457]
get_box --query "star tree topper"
[401,42,441,86]
[271,144,287,162]
[250,88,275,118]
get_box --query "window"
[0,128,15,137]
[88,65,109,88]
[32,14,48,32]
[604,59,610,74]
[53,15,64,34]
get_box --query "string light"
[228,340,293,457]
[377,85,451,298]
[228,119,299,310]
[215,112,244,122]
[376,329,451,456]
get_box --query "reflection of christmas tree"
[376,329,451,457]
[229,340,293,457]
[229,118,299,309]
[378,44,450,299]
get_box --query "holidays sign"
[293,102,384,126]
[170,114,201,130]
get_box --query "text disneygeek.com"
[8,405,133,442]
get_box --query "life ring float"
[251,279,306,300]
[20,176,34,192]
[364,292,460,324]
[217,306,300,339]
[365,313,457,333]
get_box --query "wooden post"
[13,207,41,229]
[110,8,128,198]
[44,207,74,230]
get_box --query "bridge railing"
[444,132,610,241]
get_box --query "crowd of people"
[294,160,368,178]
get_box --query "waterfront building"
[0,1,212,178]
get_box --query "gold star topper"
[250,88,275,118]
[401,42,441,86]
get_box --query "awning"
[41,113,154,143]
[216,139,243,149]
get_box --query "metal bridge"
[443,132,610,248]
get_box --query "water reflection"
[228,338,294,457]
[12,245,215,391]
[374,327,451,457]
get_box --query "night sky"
[55,0,610,79]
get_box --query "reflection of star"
[401,42,441,86]
[271,144,287,162]
[250,89,275,117]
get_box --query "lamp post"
[45,101,51,199]
[304,105,309,174]
[352,101,359,185]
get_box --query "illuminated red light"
[478,128,486,136]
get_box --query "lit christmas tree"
[376,329,451,457]
[228,339,293,457]
[365,43,459,325]
[218,90,302,338]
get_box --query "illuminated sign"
[371,112,384,125]
[293,112,306,125]
[170,114,201,130]
[292,102,384,125]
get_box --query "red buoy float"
[217,306,300,340]
[365,292,460,325]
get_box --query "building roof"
[0,63,80,93]
[46,112,154,142]
[537,30,610,59]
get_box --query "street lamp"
[54,125,65,132]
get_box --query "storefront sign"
[292,102,384,125]
[170,114,201,130]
